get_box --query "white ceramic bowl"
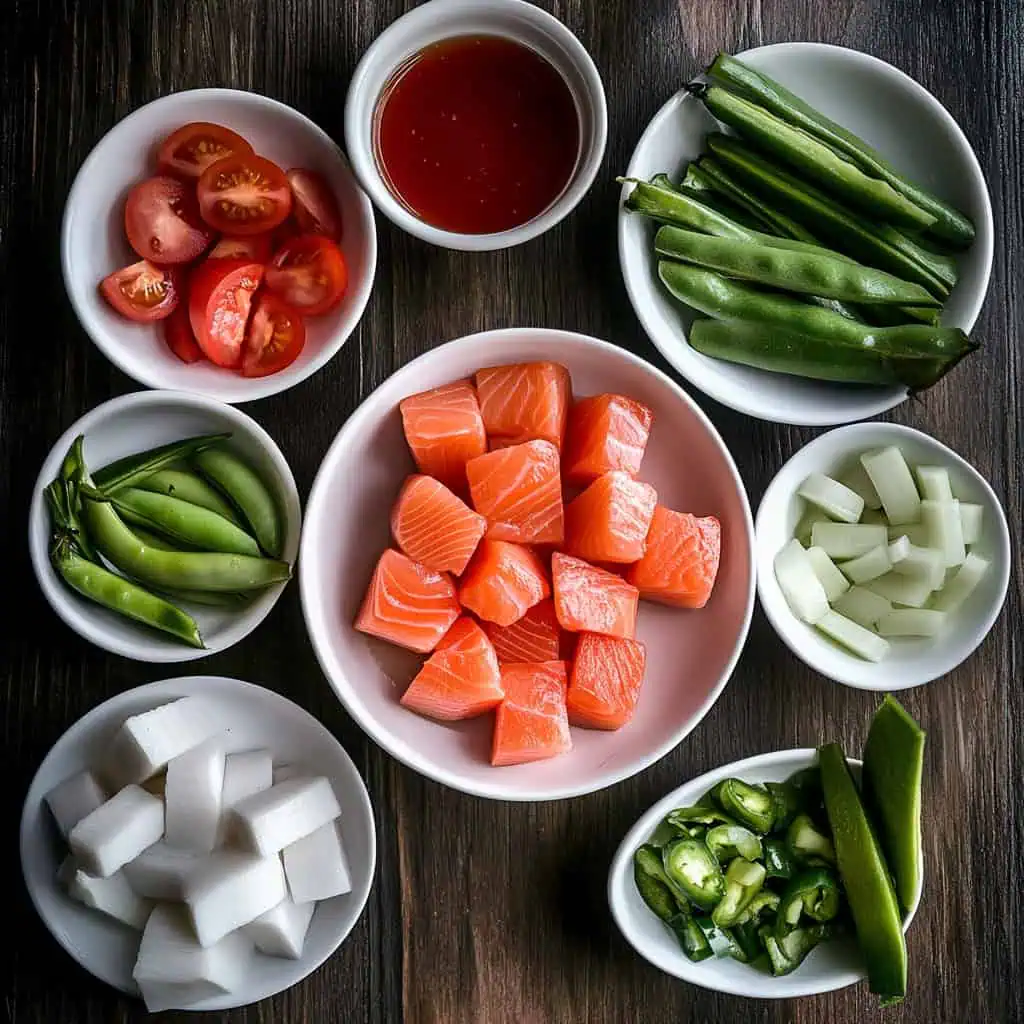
[300,327,755,801]
[20,675,376,1011]
[344,0,607,251]
[756,422,1010,690]
[29,390,302,662]
[62,88,376,403]
[608,748,920,998]
[619,42,994,426]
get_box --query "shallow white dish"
[619,42,994,426]
[28,390,301,662]
[62,88,376,403]
[756,422,1010,690]
[19,675,376,1011]
[608,748,920,998]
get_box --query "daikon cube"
[283,820,352,903]
[272,762,306,785]
[69,785,164,877]
[246,899,316,959]
[165,739,226,854]
[232,777,341,857]
[67,866,151,930]
[45,770,106,838]
[218,749,273,843]
[123,841,201,900]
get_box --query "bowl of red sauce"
[345,0,607,251]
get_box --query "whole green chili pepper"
[788,813,837,865]
[764,837,799,881]
[711,857,767,928]
[711,778,776,833]
[668,912,714,961]
[705,823,763,864]
[93,433,231,493]
[662,838,726,910]
[760,923,832,976]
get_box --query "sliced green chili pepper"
[662,838,726,910]
[667,912,714,961]
[760,923,831,976]
[694,917,743,958]
[666,804,738,830]
[648,817,689,848]
[787,766,823,800]
[764,837,798,881]
[711,778,776,833]
[788,813,836,864]
[634,849,681,922]
[734,889,781,926]
[730,919,764,963]
[765,781,802,830]
[93,433,231,493]
[777,867,842,937]
[711,857,767,928]
[134,469,242,524]
[705,824,763,864]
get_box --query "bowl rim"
[617,40,995,426]
[60,86,378,404]
[28,388,302,662]
[299,326,757,801]
[754,421,1011,690]
[343,0,608,252]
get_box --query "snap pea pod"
[56,435,99,561]
[93,433,230,493]
[705,52,975,248]
[128,525,193,552]
[134,469,242,525]
[156,587,253,608]
[690,83,936,231]
[622,178,753,238]
[679,164,773,231]
[649,172,678,192]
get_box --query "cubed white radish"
[123,841,201,900]
[794,507,828,546]
[67,866,151,930]
[832,586,893,628]
[921,499,966,567]
[45,770,106,838]
[797,473,864,523]
[932,553,991,613]
[888,541,945,590]
[185,851,287,947]
[805,546,851,602]
[218,750,273,843]
[888,523,929,546]
[815,610,891,662]
[915,465,953,503]
[773,540,829,624]
[69,785,164,878]
[57,855,78,888]
[810,522,888,560]
[840,459,882,509]
[133,904,252,1012]
[165,739,226,854]
[232,777,342,857]
[877,609,948,637]
[272,762,306,785]
[959,502,984,546]
[839,544,891,584]
[861,446,921,525]
[282,820,352,903]
[246,899,316,959]
[887,535,911,563]
[859,507,887,525]
[865,572,933,608]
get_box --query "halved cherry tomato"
[286,168,343,241]
[207,233,275,263]
[99,260,179,322]
[157,122,254,181]
[188,259,263,367]
[264,235,348,316]
[163,303,204,363]
[241,294,306,377]
[124,176,213,265]
[197,154,292,236]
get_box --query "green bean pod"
[679,165,772,231]
[134,469,242,524]
[155,587,254,608]
[93,433,230,493]
[56,436,100,561]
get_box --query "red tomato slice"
[124,175,213,265]
[286,168,343,240]
[99,260,179,322]
[157,122,254,181]
[197,154,293,236]
[188,259,263,367]
[241,294,306,377]
[264,235,348,316]
[207,233,274,263]
[163,303,204,363]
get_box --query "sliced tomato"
[264,235,348,316]
[188,258,263,367]
[207,233,275,263]
[241,294,306,377]
[157,122,254,181]
[163,303,203,363]
[197,154,292,235]
[100,260,179,322]
[286,168,343,240]
[124,175,213,264]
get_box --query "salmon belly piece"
[566,633,647,730]
[563,470,657,564]
[355,549,461,653]
[562,394,654,486]
[491,660,572,766]
[551,552,639,639]
[391,474,486,575]
[458,539,550,626]
[475,361,571,449]
[626,506,722,609]
[484,598,562,664]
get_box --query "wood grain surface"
[2,1,1021,1021]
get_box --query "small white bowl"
[344,0,607,252]
[29,390,302,662]
[20,674,376,1011]
[62,88,376,403]
[608,748,920,999]
[756,422,1010,690]
[619,42,994,426]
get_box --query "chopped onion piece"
[915,465,953,502]
[816,610,891,662]
[810,522,888,560]
[840,544,892,584]
[806,546,851,602]
[877,609,947,637]
[921,499,966,567]
[959,502,984,546]
[832,586,893,628]
[861,446,921,526]
[774,539,830,624]
[797,473,864,523]
[932,553,990,613]
[865,572,933,608]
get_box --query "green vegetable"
[665,805,738,830]
[705,824,763,864]
[711,857,767,928]
[648,817,689,848]
[56,436,99,562]
[730,919,765,963]
[763,837,798,881]
[765,781,802,830]
[662,838,726,910]
[134,468,242,524]
[154,587,253,608]
[634,847,682,922]
[679,163,773,231]
[787,813,836,865]
[760,923,832,976]
[622,178,755,238]
[694,916,743,958]
[668,912,714,961]
[735,889,780,926]
[712,778,776,833]
[776,867,842,935]
[93,433,230,493]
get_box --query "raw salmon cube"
[626,506,721,608]
[391,474,486,575]
[399,380,486,493]
[551,552,638,639]
[458,539,550,626]
[491,661,572,766]
[563,394,654,485]
[355,549,461,653]
[566,633,647,730]
[400,617,504,721]
[488,435,530,451]
[466,439,564,545]
[563,470,657,564]
[484,598,561,664]
[475,362,571,448]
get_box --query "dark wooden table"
[3,1,1021,1021]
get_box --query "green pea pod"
[787,813,837,865]
[679,164,773,231]
[134,469,242,525]
[128,525,193,552]
[760,923,832,976]
[668,912,714,961]
[54,436,100,562]
[764,837,798,881]
[777,867,843,936]
[666,805,738,830]
[154,587,254,608]
[634,851,681,923]
[711,778,776,833]
[705,824,763,864]
[93,433,231,493]
[650,172,679,192]
[621,178,754,239]
[711,857,767,928]
[662,838,726,910]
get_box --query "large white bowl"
[755,422,1010,690]
[28,390,301,662]
[608,748,921,999]
[300,328,755,801]
[619,42,994,426]
[62,88,376,403]
[20,675,376,1011]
